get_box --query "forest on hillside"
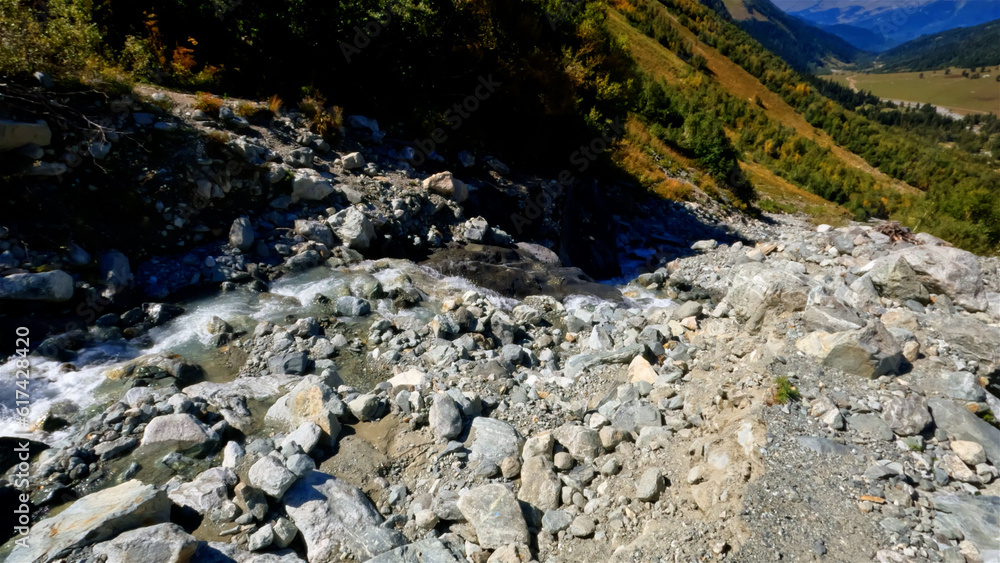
[1,0,998,253]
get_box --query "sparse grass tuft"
[267,95,283,115]
[771,376,800,405]
[193,92,224,116]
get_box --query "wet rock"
[284,471,405,561]
[456,484,529,549]
[295,219,335,248]
[99,250,133,298]
[91,523,197,563]
[9,480,170,563]
[0,270,74,302]
[335,295,371,317]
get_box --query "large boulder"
[291,169,335,203]
[429,393,463,441]
[327,207,375,251]
[861,246,986,311]
[294,219,335,248]
[8,480,170,563]
[167,467,237,514]
[795,320,904,378]
[467,417,523,467]
[723,262,810,332]
[265,380,343,441]
[456,484,530,549]
[229,217,255,251]
[284,471,405,561]
[932,315,1000,375]
[517,456,561,510]
[91,523,197,563]
[880,394,932,436]
[140,413,220,455]
[98,250,133,299]
[0,270,74,302]
[865,254,930,304]
[366,538,463,563]
[421,171,468,202]
[928,399,1000,465]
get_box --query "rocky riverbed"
[1,87,999,563]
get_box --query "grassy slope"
[607,7,921,205]
[831,68,1000,115]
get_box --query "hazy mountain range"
[770,0,1000,50]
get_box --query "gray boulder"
[284,471,405,561]
[294,219,335,248]
[98,250,133,297]
[366,538,462,563]
[795,320,903,378]
[168,467,237,514]
[866,254,930,303]
[456,484,529,549]
[291,169,335,203]
[723,262,810,332]
[327,207,375,251]
[249,454,298,499]
[429,393,463,441]
[928,399,1000,464]
[881,394,932,436]
[8,480,170,563]
[863,246,986,311]
[0,270,74,302]
[230,217,255,251]
[92,523,197,563]
[140,413,220,455]
[517,456,561,510]
[467,417,523,466]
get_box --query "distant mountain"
[772,0,1000,51]
[699,0,863,70]
[874,19,1000,71]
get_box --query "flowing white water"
[0,260,669,441]
[0,262,523,440]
